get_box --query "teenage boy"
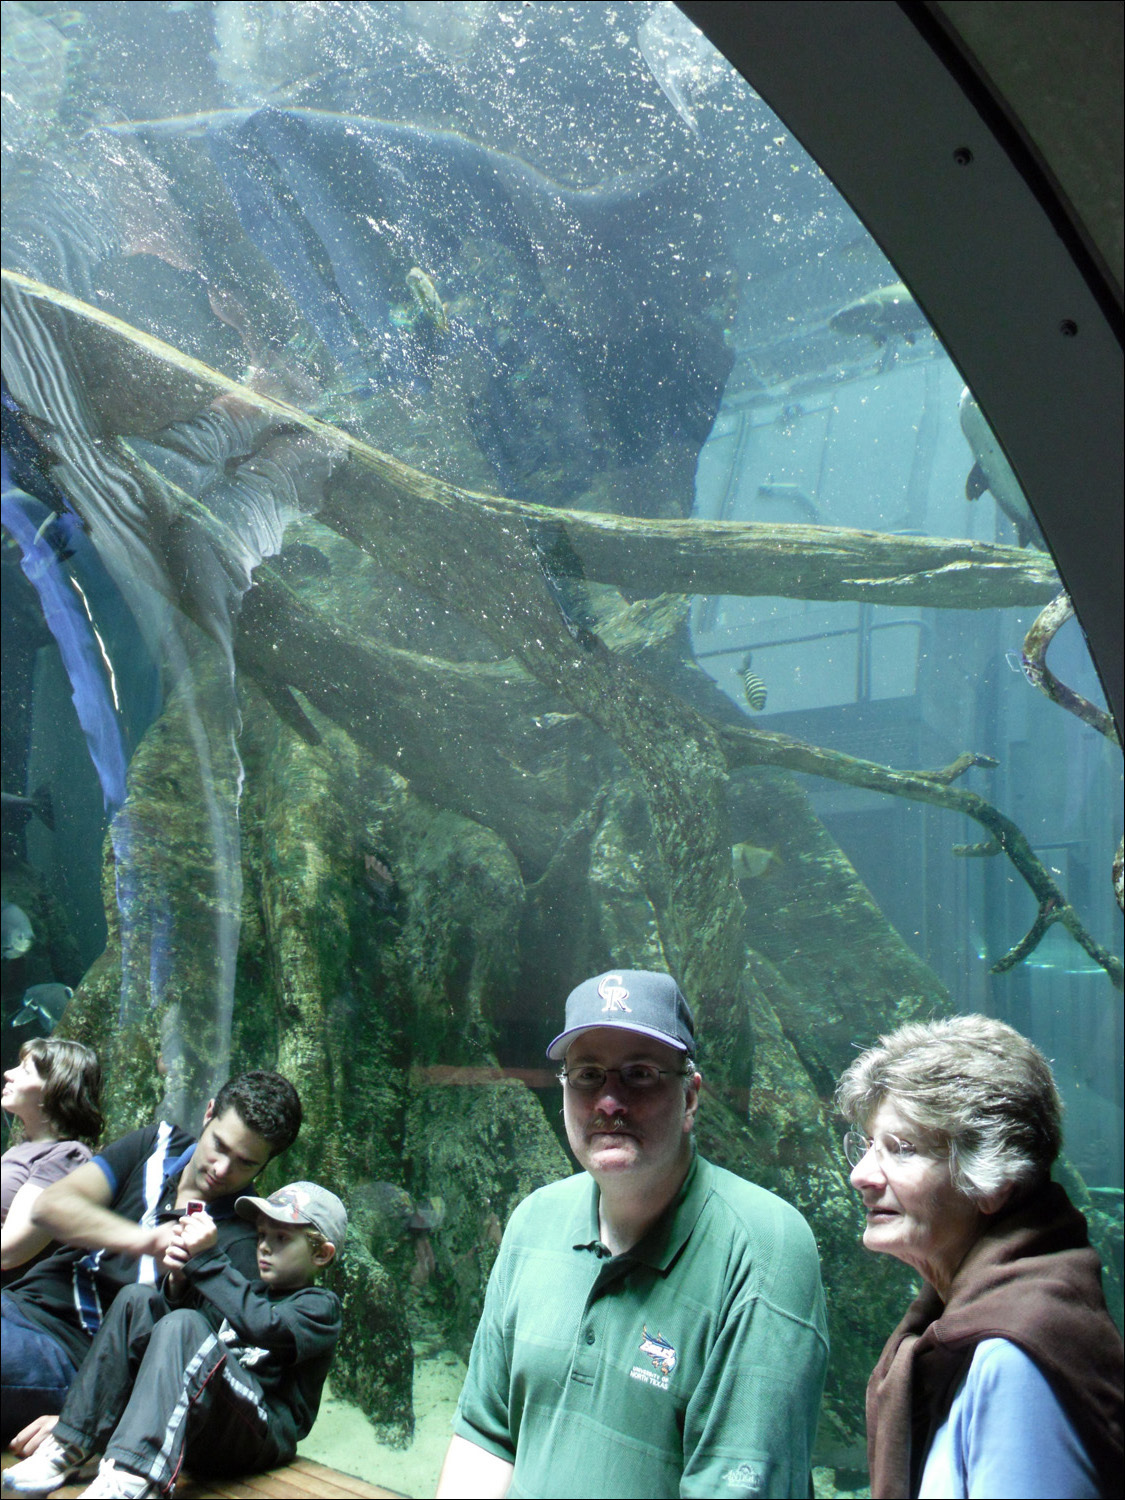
[1,1071,302,1444]
[3,1181,346,1499]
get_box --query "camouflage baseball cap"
[235,1180,348,1249]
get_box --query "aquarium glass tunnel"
[2,2,1120,1491]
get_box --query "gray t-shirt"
[2,1138,91,1286]
[1,1138,91,1222]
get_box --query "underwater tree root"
[1021,593,1120,744]
[718,724,1124,989]
[5,270,1114,992]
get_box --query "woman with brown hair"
[2,1037,104,1286]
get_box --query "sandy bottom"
[298,1347,467,1499]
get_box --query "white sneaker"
[2,1435,98,1496]
[78,1459,160,1499]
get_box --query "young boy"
[3,1182,345,1499]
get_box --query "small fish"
[1,784,55,831]
[740,653,767,712]
[829,281,930,345]
[364,853,394,887]
[731,843,777,881]
[405,268,450,333]
[12,981,73,1029]
[1,901,35,960]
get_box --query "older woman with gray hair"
[837,1014,1122,1499]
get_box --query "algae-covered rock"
[389,805,527,1068]
[326,1231,414,1448]
[405,1078,572,1357]
[729,766,951,1088]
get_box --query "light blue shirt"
[919,1337,1100,1499]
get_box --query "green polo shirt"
[454,1153,828,1499]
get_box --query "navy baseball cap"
[547,970,695,1061]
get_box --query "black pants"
[52,1284,285,1494]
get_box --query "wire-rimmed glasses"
[842,1128,921,1168]
[557,1063,688,1094]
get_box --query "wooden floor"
[1,1453,406,1498]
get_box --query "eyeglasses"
[558,1063,688,1094]
[843,1129,921,1168]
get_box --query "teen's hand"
[174,1207,218,1259]
[9,1414,59,1457]
[133,1219,178,1268]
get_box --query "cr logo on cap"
[598,973,632,1012]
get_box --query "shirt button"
[585,1331,595,1345]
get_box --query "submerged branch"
[1021,593,1120,744]
[473,506,1062,609]
[2,270,1059,611]
[718,722,1124,989]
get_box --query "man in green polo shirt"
[436,969,828,1499]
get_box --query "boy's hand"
[172,1207,218,1261]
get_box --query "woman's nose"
[849,1147,884,1190]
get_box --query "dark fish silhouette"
[205,107,733,491]
[829,281,929,346]
[1,785,55,832]
[12,981,74,1029]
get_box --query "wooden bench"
[1,1453,405,1498]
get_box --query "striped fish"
[740,653,767,711]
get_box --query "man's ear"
[313,1241,337,1268]
[201,1098,216,1126]
[683,1072,703,1131]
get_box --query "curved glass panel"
[2,3,1120,1493]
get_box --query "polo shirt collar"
[570,1152,713,1269]
[165,1144,195,1182]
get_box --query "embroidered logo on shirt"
[598,973,632,1012]
[629,1325,677,1389]
[722,1461,765,1492]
